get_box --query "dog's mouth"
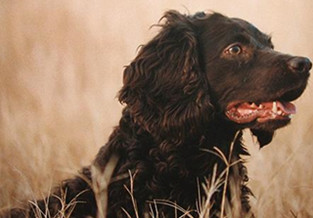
[225,101,296,124]
[225,86,307,124]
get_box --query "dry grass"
[7,151,244,218]
[0,1,313,217]
[91,154,119,218]
[93,144,246,218]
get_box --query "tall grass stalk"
[91,154,119,218]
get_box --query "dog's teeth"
[272,101,277,113]
[277,110,282,115]
[258,104,264,109]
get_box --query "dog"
[3,10,311,218]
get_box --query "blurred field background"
[0,0,312,217]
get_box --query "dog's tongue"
[260,101,296,114]
[226,101,296,124]
[239,101,296,114]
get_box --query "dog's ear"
[119,10,214,141]
[250,129,274,148]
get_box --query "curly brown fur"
[3,10,311,218]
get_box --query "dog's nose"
[288,57,312,74]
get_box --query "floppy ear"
[250,129,274,148]
[118,10,214,142]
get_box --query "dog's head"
[193,12,311,146]
[119,11,311,146]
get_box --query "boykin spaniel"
[4,10,311,218]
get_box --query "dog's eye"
[226,45,242,55]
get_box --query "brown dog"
[4,10,311,218]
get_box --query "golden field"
[0,1,312,217]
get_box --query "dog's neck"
[98,109,246,166]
